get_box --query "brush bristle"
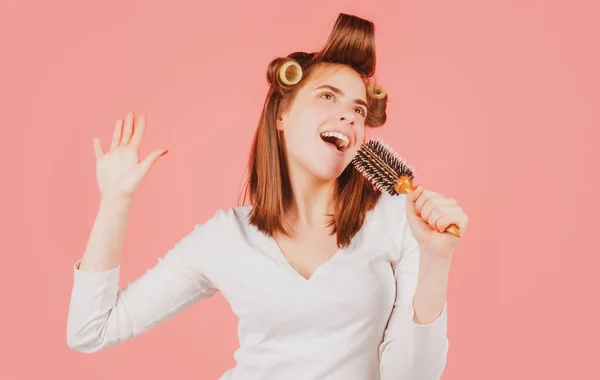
[351,137,417,195]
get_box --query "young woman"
[67,13,468,380]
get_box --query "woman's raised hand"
[93,112,168,201]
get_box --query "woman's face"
[277,64,368,182]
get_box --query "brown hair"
[240,13,389,248]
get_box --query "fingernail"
[160,150,169,156]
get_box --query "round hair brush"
[352,137,461,238]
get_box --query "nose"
[339,110,357,125]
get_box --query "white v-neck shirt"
[67,192,449,380]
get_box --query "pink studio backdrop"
[2,0,598,379]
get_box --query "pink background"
[2,0,599,379]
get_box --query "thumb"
[139,149,169,175]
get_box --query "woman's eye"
[320,92,366,117]
[355,108,367,117]
[320,92,334,100]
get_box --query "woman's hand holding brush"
[406,185,468,259]
[352,137,468,260]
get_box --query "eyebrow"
[314,85,368,109]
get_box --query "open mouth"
[319,131,350,153]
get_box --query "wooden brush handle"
[394,177,461,238]
[441,224,461,238]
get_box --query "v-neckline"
[247,201,376,282]
[265,234,346,282]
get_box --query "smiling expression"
[277,63,369,182]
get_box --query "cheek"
[356,125,366,144]
[288,109,327,138]
[299,104,329,124]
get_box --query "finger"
[416,191,442,217]
[111,119,124,148]
[406,185,424,215]
[129,113,146,149]
[420,195,455,220]
[414,189,431,213]
[138,148,169,176]
[93,137,104,158]
[121,112,135,145]
[436,211,466,234]
[428,204,455,232]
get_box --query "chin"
[311,161,349,182]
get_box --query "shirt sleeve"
[66,212,224,354]
[379,195,449,380]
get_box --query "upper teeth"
[320,131,349,147]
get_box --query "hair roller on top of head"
[316,13,376,77]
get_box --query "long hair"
[240,13,389,248]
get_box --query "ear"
[277,100,290,131]
[276,115,284,131]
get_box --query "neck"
[286,165,337,229]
